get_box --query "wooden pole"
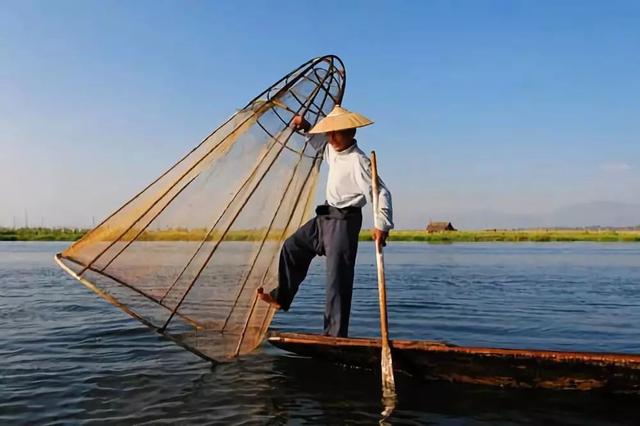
[370,151,397,419]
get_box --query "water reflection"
[2,242,640,425]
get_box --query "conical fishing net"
[56,56,346,362]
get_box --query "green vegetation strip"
[381,230,640,242]
[0,227,87,241]
[3,227,640,242]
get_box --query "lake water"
[2,241,640,424]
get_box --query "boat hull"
[267,331,640,392]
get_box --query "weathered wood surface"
[267,331,640,392]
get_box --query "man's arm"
[354,155,394,245]
[292,115,326,153]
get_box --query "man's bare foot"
[257,287,281,310]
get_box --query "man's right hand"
[292,115,311,132]
[373,228,389,247]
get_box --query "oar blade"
[380,344,397,418]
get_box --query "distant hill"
[447,202,640,229]
[546,202,640,228]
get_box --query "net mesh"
[56,56,346,362]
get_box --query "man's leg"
[264,217,320,311]
[322,214,362,337]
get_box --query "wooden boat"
[267,331,640,393]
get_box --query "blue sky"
[1,1,639,228]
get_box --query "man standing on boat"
[258,105,394,337]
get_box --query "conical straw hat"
[308,105,374,134]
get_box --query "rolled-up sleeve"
[354,155,394,231]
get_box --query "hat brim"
[308,113,374,134]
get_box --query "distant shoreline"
[2,227,640,243]
[1,228,86,242]
[384,229,640,243]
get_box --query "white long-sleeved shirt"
[308,135,394,231]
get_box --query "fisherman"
[257,105,393,337]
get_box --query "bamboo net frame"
[55,55,346,362]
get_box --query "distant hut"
[426,221,457,233]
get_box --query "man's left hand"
[292,115,311,132]
[373,228,389,247]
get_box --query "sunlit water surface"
[2,242,640,425]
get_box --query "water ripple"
[2,242,640,424]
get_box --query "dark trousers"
[271,205,362,337]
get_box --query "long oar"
[370,151,397,419]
